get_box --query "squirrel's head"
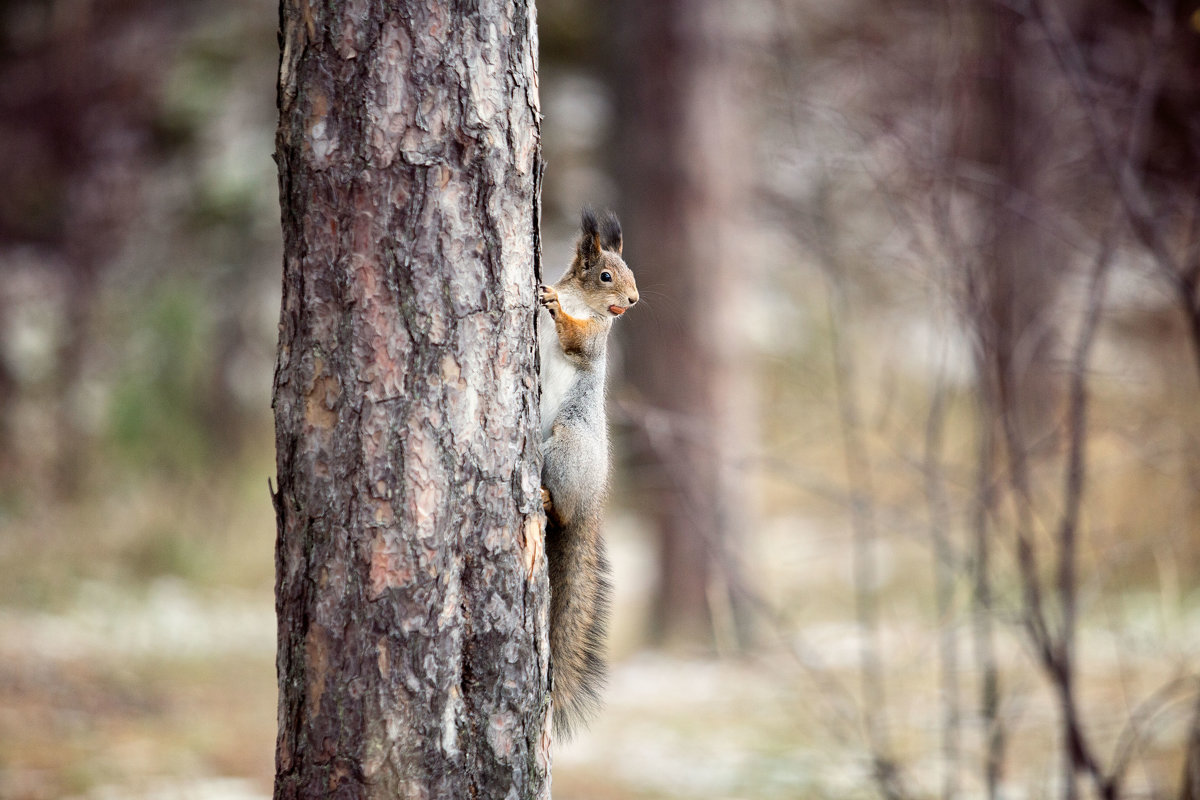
[569,208,639,319]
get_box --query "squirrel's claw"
[539,285,560,317]
[540,487,553,513]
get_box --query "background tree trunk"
[610,0,757,650]
[951,6,1068,794]
[957,0,1066,450]
[271,2,548,798]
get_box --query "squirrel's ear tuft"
[581,207,599,237]
[599,211,622,255]
[577,207,602,265]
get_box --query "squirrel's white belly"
[539,315,575,439]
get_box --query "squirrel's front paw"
[539,285,560,317]
[540,487,553,513]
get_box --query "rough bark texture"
[271,2,549,799]
[611,0,755,648]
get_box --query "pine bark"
[271,3,549,799]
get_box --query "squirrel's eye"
[600,271,612,283]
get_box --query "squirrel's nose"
[627,295,639,306]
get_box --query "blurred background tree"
[3,0,1200,798]
[609,0,759,651]
[0,0,280,503]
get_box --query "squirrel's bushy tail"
[546,514,612,739]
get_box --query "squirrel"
[538,208,639,738]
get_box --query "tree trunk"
[271,3,548,798]
[957,0,1066,451]
[953,4,1070,795]
[609,0,756,650]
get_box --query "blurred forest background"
[2,0,1200,798]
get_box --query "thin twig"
[924,355,962,800]
[824,276,904,800]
